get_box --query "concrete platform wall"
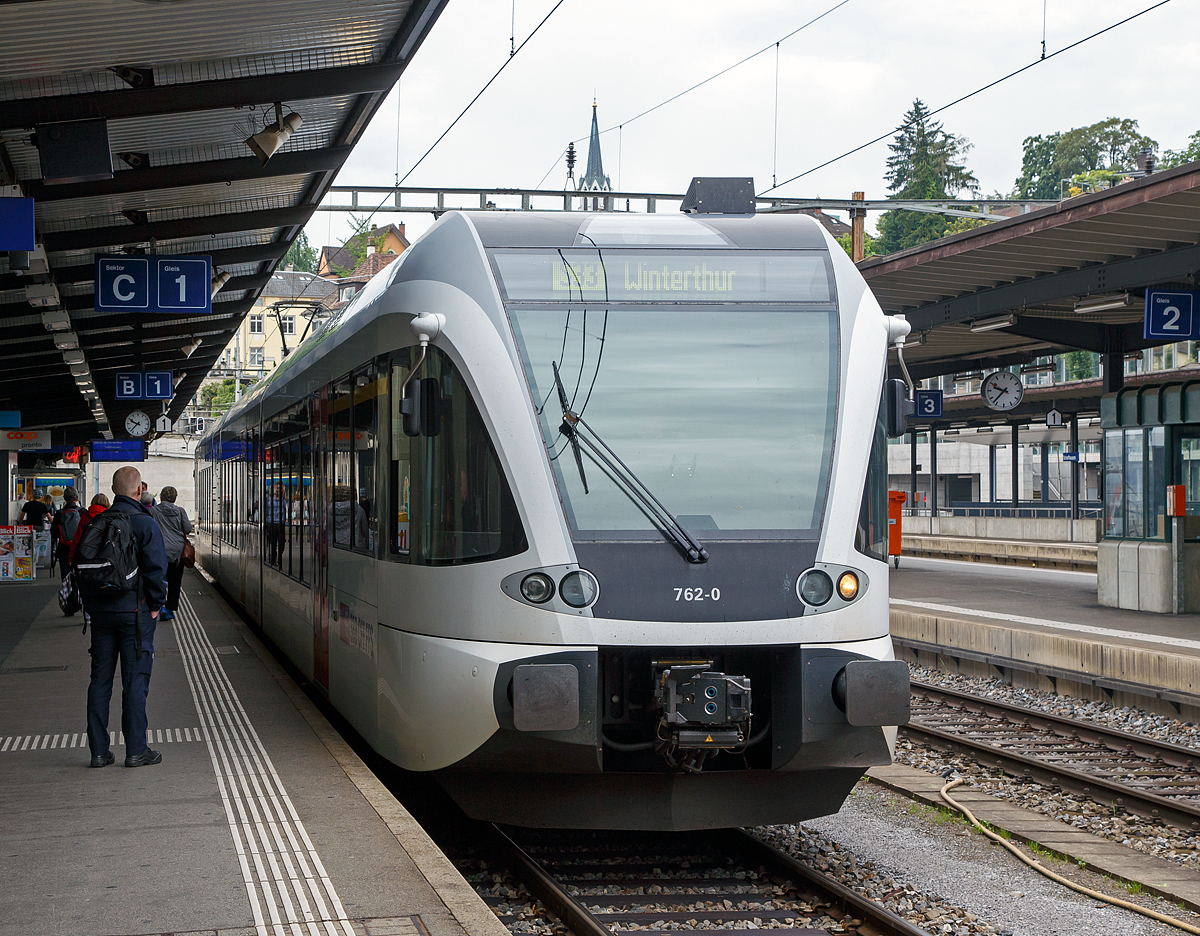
[891,607,1200,722]
[1098,540,1200,613]
[902,515,1101,543]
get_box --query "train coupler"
[653,663,752,770]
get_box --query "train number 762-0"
[674,587,720,601]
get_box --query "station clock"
[980,370,1024,411]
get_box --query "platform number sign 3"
[914,389,943,419]
[1144,291,1200,340]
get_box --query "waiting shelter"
[1099,380,1200,611]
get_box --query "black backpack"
[57,505,84,547]
[73,511,140,599]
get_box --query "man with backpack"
[76,466,168,769]
[49,486,86,576]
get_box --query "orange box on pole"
[888,490,907,558]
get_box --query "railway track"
[458,823,929,936]
[905,680,1200,832]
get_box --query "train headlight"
[559,570,599,608]
[798,570,833,606]
[837,571,859,601]
[520,572,555,604]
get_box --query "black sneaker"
[125,748,162,767]
[88,751,115,768]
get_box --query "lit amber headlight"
[837,571,859,601]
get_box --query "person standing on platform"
[81,466,168,769]
[18,491,49,528]
[150,486,192,621]
[49,486,85,576]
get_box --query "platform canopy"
[861,162,1200,387]
[0,0,446,445]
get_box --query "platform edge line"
[216,595,512,936]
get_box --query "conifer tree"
[876,100,979,255]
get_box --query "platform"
[0,572,508,936]
[891,556,1200,719]
[900,533,1098,571]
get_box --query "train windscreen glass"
[499,250,837,538]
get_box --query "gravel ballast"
[763,782,1187,936]
[903,665,1200,868]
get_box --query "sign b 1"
[1144,291,1200,340]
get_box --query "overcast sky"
[304,0,1198,250]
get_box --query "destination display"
[493,250,833,303]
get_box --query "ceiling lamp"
[1074,293,1137,314]
[1020,361,1057,374]
[211,270,231,298]
[969,314,1016,333]
[181,338,202,357]
[53,331,79,351]
[41,308,71,331]
[245,103,303,165]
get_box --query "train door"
[311,386,330,693]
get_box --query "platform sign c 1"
[913,388,943,419]
[95,255,211,315]
[1144,290,1200,340]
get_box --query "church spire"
[578,100,611,192]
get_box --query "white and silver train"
[195,203,912,830]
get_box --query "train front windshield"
[496,249,838,540]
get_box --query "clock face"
[125,410,151,437]
[981,370,1024,411]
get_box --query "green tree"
[1013,133,1061,199]
[835,230,880,260]
[1013,118,1156,199]
[875,100,980,255]
[1161,130,1200,169]
[200,378,236,415]
[1062,350,1097,381]
[282,231,317,273]
[200,377,256,416]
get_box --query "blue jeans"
[86,614,156,757]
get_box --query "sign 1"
[143,371,173,400]
[1144,290,1200,340]
[94,255,212,315]
[913,388,943,419]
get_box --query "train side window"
[300,431,312,583]
[265,443,284,569]
[855,392,889,563]
[352,365,379,555]
[389,351,412,560]
[332,377,354,549]
[414,348,526,565]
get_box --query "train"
[195,199,912,830]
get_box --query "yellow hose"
[939,778,1200,936]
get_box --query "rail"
[477,823,930,936]
[905,680,1200,832]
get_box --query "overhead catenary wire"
[535,0,850,188]
[256,0,568,321]
[761,0,1173,195]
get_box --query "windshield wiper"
[551,363,709,564]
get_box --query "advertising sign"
[0,430,48,451]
